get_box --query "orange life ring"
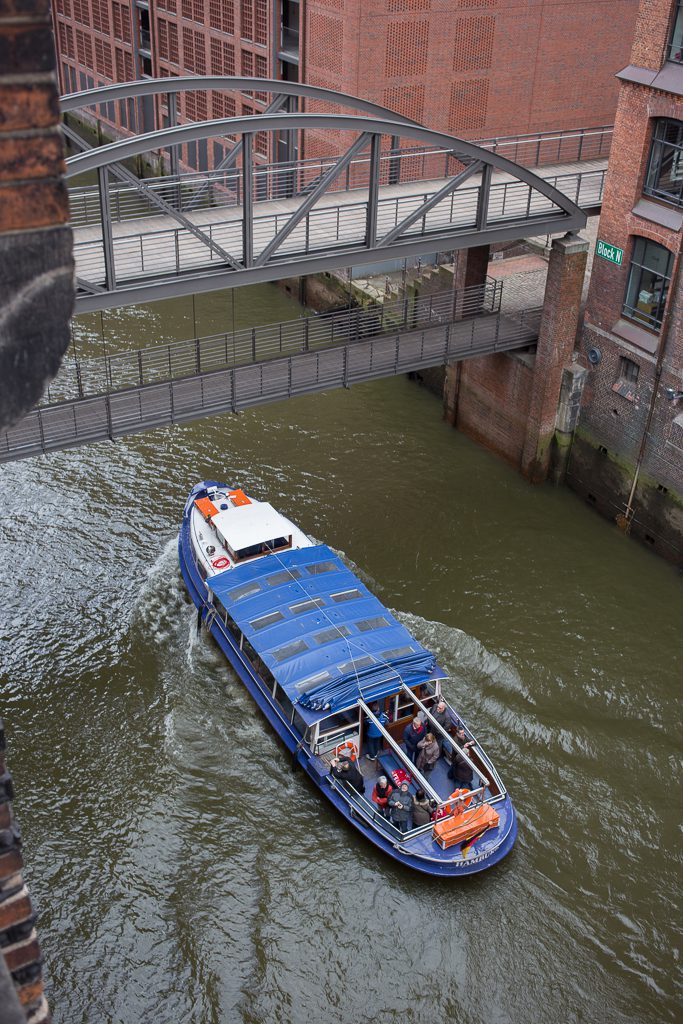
[442,789,472,816]
[450,788,472,808]
[334,740,359,762]
[211,556,230,569]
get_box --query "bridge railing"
[2,299,542,463]
[73,170,605,291]
[67,124,613,229]
[67,144,459,227]
[477,125,613,167]
[44,281,501,405]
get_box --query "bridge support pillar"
[520,232,588,483]
[444,245,490,424]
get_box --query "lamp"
[664,388,683,401]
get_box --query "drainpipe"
[618,241,682,532]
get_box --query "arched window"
[623,238,673,332]
[645,119,683,207]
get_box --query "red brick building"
[569,0,683,567]
[50,0,639,168]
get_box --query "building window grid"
[668,1,683,62]
[622,237,674,332]
[645,119,683,208]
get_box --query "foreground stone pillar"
[520,233,588,482]
[0,0,74,432]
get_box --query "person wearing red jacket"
[371,776,393,817]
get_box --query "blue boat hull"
[178,483,517,877]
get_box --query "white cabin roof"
[212,502,293,551]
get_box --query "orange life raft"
[432,797,500,850]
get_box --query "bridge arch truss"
[63,78,586,312]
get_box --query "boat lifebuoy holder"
[334,740,359,762]
[211,556,230,569]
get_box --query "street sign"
[596,239,624,266]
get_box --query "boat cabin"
[190,487,310,578]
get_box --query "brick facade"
[50,0,639,171]
[0,720,50,1023]
[571,0,683,567]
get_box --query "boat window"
[266,569,302,586]
[395,691,416,719]
[242,636,258,661]
[338,655,374,675]
[214,598,228,624]
[229,581,262,601]
[272,639,309,663]
[289,597,326,615]
[295,668,333,693]
[305,561,337,575]
[250,610,285,630]
[274,683,294,720]
[330,588,363,603]
[318,708,360,734]
[382,646,414,660]
[263,537,290,551]
[292,710,309,739]
[313,624,351,645]
[356,616,390,632]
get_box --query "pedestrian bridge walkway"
[0,284,541,463]
[71,155,604,312]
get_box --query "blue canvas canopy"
[208,545,436,712]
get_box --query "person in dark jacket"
[447,725,476,790]
[403,717,427,764]
[430,699,452,748]
[389,781,412,832]
[331,755,365,795]
[411,788,431,827]
[371,776,393,817]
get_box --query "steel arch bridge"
[64,78,588,312]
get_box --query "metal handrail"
[399,683,489,788]
[45,282,501,405]
[358,698,441,803]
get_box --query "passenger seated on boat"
[447,726,477,790]
[411,788,431,827]
[371,776,393,817]
[330,756,365,796]
[416,732,440,774]
[403,717,428,765]
[389,781,412,832]
[431,700,452,749]
[365,703,388,761]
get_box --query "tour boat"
[178,481,517,876]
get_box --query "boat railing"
[328,776,405,843]
[359,698,442,804]
[399,682,490,788]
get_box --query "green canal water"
[1,284,681,1023]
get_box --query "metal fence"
[72,170,604,291]
[0,305,541,464]
[45,282,502,405]
[67,125,613,229]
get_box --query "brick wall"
[304,0,639,149]
[0,0,74,432]
[0,720,50,1023]
[52,0,273,169]
[573,0,683,566]
[454,351,534,466]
